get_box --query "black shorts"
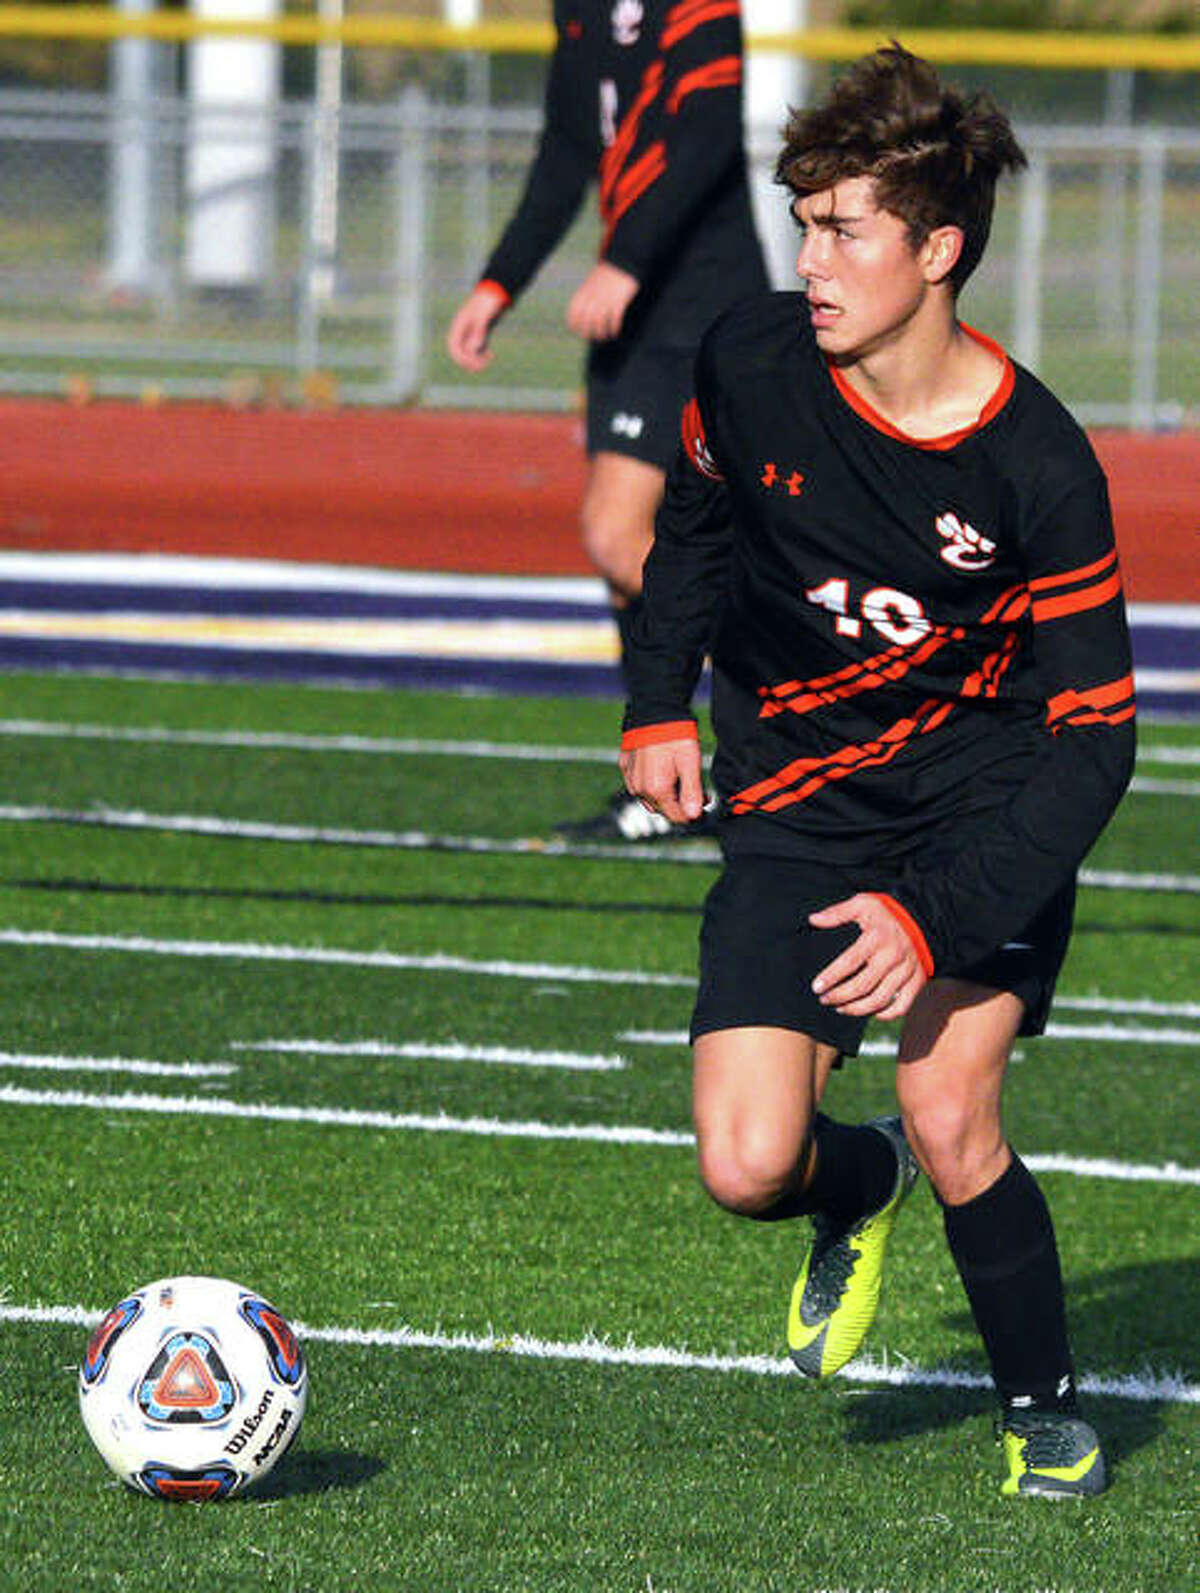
[585,340,695,469]
[689,853,1075,1055]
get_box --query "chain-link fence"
[1,28,1197,425]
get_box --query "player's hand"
[567,262,640,342]
[446,283,508,372]
[619,737,704,826]
[809,894,929,1021]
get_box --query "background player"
[446,0,767,838]
[619,44,1135,1496]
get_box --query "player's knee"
[697,1126,798,1216]
[903,1096,1003,1205]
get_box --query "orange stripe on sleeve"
[661,0,741,50]
[1031,569,1123,623]
[667,57,742,114]
[870,895,936,978]
[1046,674,1136,727]
[621,720,699,752]
[603,145,668,239]
[599,62,663,212]
[476,279,512,309]
[1028,549,1117,594]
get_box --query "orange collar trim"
[826,324,1015,451]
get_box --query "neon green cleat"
[1000,1412,1108,1499]
[787,1115,919,1377]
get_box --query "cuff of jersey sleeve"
[620,720,699,753]
[477,278,512,308]
[870,894,936,978]
[600,242,646,285]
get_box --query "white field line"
[2,1083,1198,1188]
[1131,776,1200,796]
[1040,1021,1200,1046]
[0,1085,693,1147]
[0,554,610,602]
[4,932,1200,1020]
[1,715,1198,771]
[230,1039,627,1072]
[0,1051,236,1079]
[1056,992,1200,1020]
[0,719,616,766]
[1078,867,1200,892]
[1,804,1196,891]
[622,1019,1200,1048]
[628,991,1200,1025]
[0,803,716,867]
[1,1301,1194,1408]
[0,927,695,987]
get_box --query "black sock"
[942,1153,1078,1416]
[754,1113,898,1224]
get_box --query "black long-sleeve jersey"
[480,0,766,347]
[622,292,1137,975]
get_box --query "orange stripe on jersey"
[599,61,664,215]
[661,0,742,51]
[476,278,512,309]
[758,632,954,719]
[1028,548,1117,594]
[979,583,1030,625]
[667,57,742,114]
[1032,569,1123,624]
[1046,674,1136,729]
[730,699,955,815]
[621,720,700,751]
[960,631,1020,699]
[603,145,668,241]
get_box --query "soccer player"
[446,0,767,838]
[619,44,1135,1496]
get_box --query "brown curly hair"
[776,44,1027,292]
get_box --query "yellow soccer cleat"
[787,1115,919,1377]
[1000,1412,1108,1499]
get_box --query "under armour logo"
[611,411,644,438]
[761,461,806,496]
[936,511,996,571]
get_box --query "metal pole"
[745,0,808,289]
[185,0,281,291]
[391,85,428,402]
[1011,150,1047,373]
[309,0,344,305]
[1097,67,1134,334]
[108,0,158,294]
[1131,134,1165,431]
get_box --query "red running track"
[0,400,1196,603]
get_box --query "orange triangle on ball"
[153,1345,221,1408]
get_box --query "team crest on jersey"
[936,511,996,571]
[611,0,643,46]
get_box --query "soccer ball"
[78,1274,307,1500]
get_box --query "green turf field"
[0,670,1195,1592]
